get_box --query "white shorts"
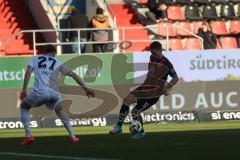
[24,89,62,110]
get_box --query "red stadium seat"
[169,39,184,51]
[193,21,204,34]
[220,37,238,49]
[185,38,203,50]
[167,6,185,20]
[230,20,240,34]
[210,21,229,35]
[139,0,148,4]
[157,22,176,37]
[175,22,192,36]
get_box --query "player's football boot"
[21,136,35,145]
[71,137,80,143]
[109,124,122,134]
[131,131,146,139]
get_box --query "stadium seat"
[202,4,219,19]
[169,39,184,51]
[220,3,236,19]
[185,38,203,50]
[139,0,148,4]
[230,20,240,34]
[220,37,238,49]
[175,22,192,36]
[185,5,202,20]
[230,0,240,2]
[212,0,228,3]
[167,6,185,20]
[193,21,204,34]
[164,0,176,5]
[157,22,176,37]
[210,21,229,35]
[192,0,211,4]
[237,3,240,17]
[176,0,191,4]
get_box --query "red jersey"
[135,55,177,99]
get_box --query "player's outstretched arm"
[163,69,179,96]
[20,67,33,101]
[67,71,95,99]
[164,75,179,91]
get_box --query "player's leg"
[20,101,36,145]
[45,89,79,143]
[109,93,137,134]
[20,91,39,145]
[20,102,32,137]
[131,98,159,139]
[117,93,137,127]
[54,104,79,141]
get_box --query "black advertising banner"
[1,111,240,129]
[0,118,41,130]
[41,116,110,128]
[41,112,199,128]
[198,110,240,122]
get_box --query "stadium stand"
[210,21,229,35]
[169,38,184,50]
[175,21,192,36]
[0,0,42,56]
[185,38,203,50]
[110,3,150,51]
[193,0,210,4]
[220,36,238,48]
[185,5,203,20]
[0,0,240,55]
[176,0,191,5]
[157,22,176,37]
[109,0,240,51]
[202,4,219,19]
[193,21,204,34]
[167,6,185,21]
[220,3,236,19]
[212,0,228,3]
[230,20,240,34]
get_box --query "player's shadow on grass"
[0,128,240,160]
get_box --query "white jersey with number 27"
[28,55,69,92]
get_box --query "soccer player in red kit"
[109,41,179,139]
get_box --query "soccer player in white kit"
[19,45,95,145]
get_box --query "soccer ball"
[129,120,142,134]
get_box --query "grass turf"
[0,121,240,160]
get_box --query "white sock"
[21,108,32,137]
[56,110,75,138]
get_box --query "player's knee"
[123,94,136,105]
[20,102,31,110]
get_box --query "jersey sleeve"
[27,57,34,69]
[59,64,70,76]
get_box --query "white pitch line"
[0,152,113,160]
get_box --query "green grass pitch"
[0,121,240,160]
